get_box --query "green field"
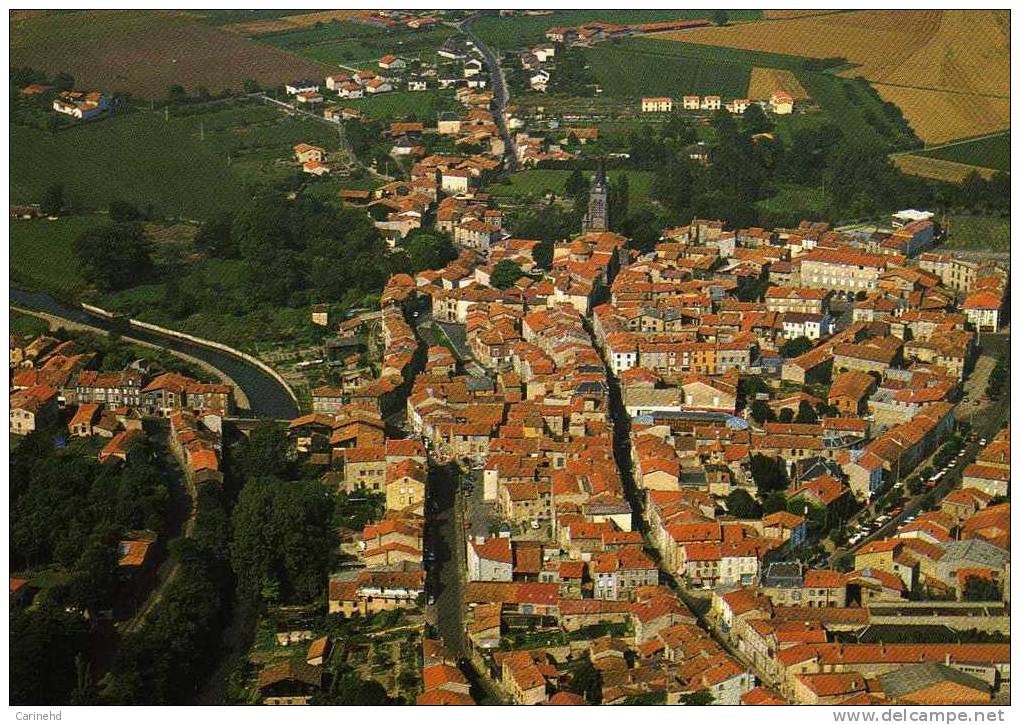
[9,215,98,296]
[942,214,1010,252]
[916,134,1010,173]
[491,168,656,206]
[756,183,832,224]
[470,10,763,49]
[10,102,342,219]
[586,39,750,99]
[339,90,458,121]
[257,21,455,68]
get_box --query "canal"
[10,288,298,419]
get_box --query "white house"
[463,58,484,77]
[325,74,350,91]
[782,312,832,341]
[467,536,513,581]
[407,79,427,92]
[641,97,673,112]
[365,79,394,95]
[529,70,550,92]
[701,95,722,111]
[285,80,319,95]
[770,91,794,115]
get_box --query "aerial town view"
[8,7,1011,713]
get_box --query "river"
[10,288,298,419]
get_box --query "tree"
[680,688,715,705]
[778,407,794,423]
[780,336,813,358]
[491,259,525,289]
[741,103,772,135]
[564,167,587,199]
[609,173,630,230]
[726,489,761,518]
[795,400,819,424]
[763,491,788,514]
[62,537,119,617]
[750,454,788,495]
[72,222,154,292]
[570,656,602,704]
[401,229,457,273]
[167,84,187,103]
[40,182,64,215]
[108,199,143,223]
[233,421,292,481]
[750,399,775,425]
[194,212,237,258]
[230,477,335,604]
[53,71,75,92]
[10,605,90,705]
[963,576,1000,602]
[242,78,261,93]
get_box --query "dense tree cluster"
[73,222,154,292]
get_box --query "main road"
[11,288,298,419]
[458,14,518,171]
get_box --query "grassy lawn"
[916,133,1010,173]
[491,169,656,205]
[471,10,763,49]
[10,101,341,220]
[268,24,456,68]
[338,90,458,121]
[942,214,1010,252]
[9,215,99,296]
[10,312,51,338]
[757,183,832,224]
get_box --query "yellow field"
[656,10,1009,142]
[225,10,370,35]
[748,67,808,101]
[892,154,998,183]
[875,86,1011,145]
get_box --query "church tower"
[582,159,609,233]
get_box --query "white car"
[979,438,988,446]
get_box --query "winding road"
[11,288,298,419]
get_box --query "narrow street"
[586,317,769,687]
[426,463,504,704]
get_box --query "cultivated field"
[763,10,844,19]
[873,86,1010,145]
[469,10,763,49]
[260,22,456,68]
[653,10,1009,143]
[222,10,370,36]
[891,154,998,184]
[748,68,808,101]
[9,10,332,98]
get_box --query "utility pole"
[164,105,168,122]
